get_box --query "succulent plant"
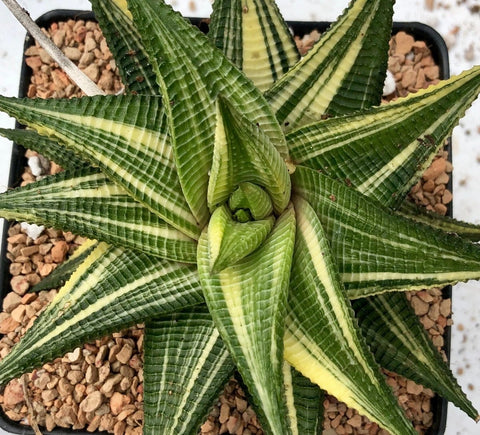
[1,0,480,433]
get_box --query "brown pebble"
[406,380,424,395]
[395,32,415,55]
[10,275,30,295]
[2,292,22,313]
[410,295,430,316]
[80,390,104,413]
[116,343,134,364]
[3,379,25,406]
[422,158,446,181]
[219,402,230,424]
[0,315,20,334]
[10,304,26,323]
[110,392,128,415]
[51,241,69,263]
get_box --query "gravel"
[0,19,453,435]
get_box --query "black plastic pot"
[0,10,450,435]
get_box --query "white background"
[0,1,479,434]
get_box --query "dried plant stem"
[1,0,104,96]
[20,374,44,435]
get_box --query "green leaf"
[31,239,99,292]
[229,182,274,221]
[292,165,480,298]
[207,205,274,274]
[127,0,215,229]
[0,94,200,239]
[208,96,291,214]
[266,0,394,129]
[0,167,197,262]
[126,0,289,160]
[0,242,203,385]
[90,0,160,94]
[285,195,416,435]
[352,292,479,420]
[209,0,299,91]
[283,362,324,435]
[397,200,480,242]
[198,206,296,434]
[0,128,88,170]
[144,307,235,435]
[288,66,480,207]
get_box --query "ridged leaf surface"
[353,292,479,420]
[127,0,215,229]
[266,0,393,129]
[285,195,416,435]
[207,205,274,274]
[0,94,201,239]
[292,166,480,298]
[397,200,480,242]
[0,128,88,170]
[288,66,480,207]
[90,0,159,94]
[0,243,203,384]
[31,239,99,292]
[209,0,299,91]
[144,308,235,435]
[283,363,324,435]
[208,97,291,214]
[0,168,197,262]
[126,0,288,159]
[198,206,296,434]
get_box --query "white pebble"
[28,156,44,177]
[382,70,396,96]
[20,222,45,240]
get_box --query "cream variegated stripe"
[91,0,159,93]
[0,128,88,170]
[292,166,480,298]
[170,329,222,432]
[266,0,391,128]
[144,311,234,434]
[397,201,480,242]
[293,196,378,386]
[352,294,480,420]
[341,274,480,299]
[0,169,197,262]
[208,98,291,215]
[363,296,430,365]
[356,94,472,195]
[30,239,100,293]
[284,316,415,435]
[198,207,296,434]
[4,105,174,167]
[129,0,217,229]
[288,66,480,205]
[330,216,472,264]
[209,0,242,66]
[287,197,416,435]
[289,102,416,162]
[0,95,201,239]
[284,319,367,413]
[241,0,299,91]
[282,15,372,124]
[284,320,415,435]
[283,364,324,434]
[127,0,289,160]
[0,244,203,385]
[282,362,299,435]
[111,0,131,18]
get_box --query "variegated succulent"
[1,0,480,433]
